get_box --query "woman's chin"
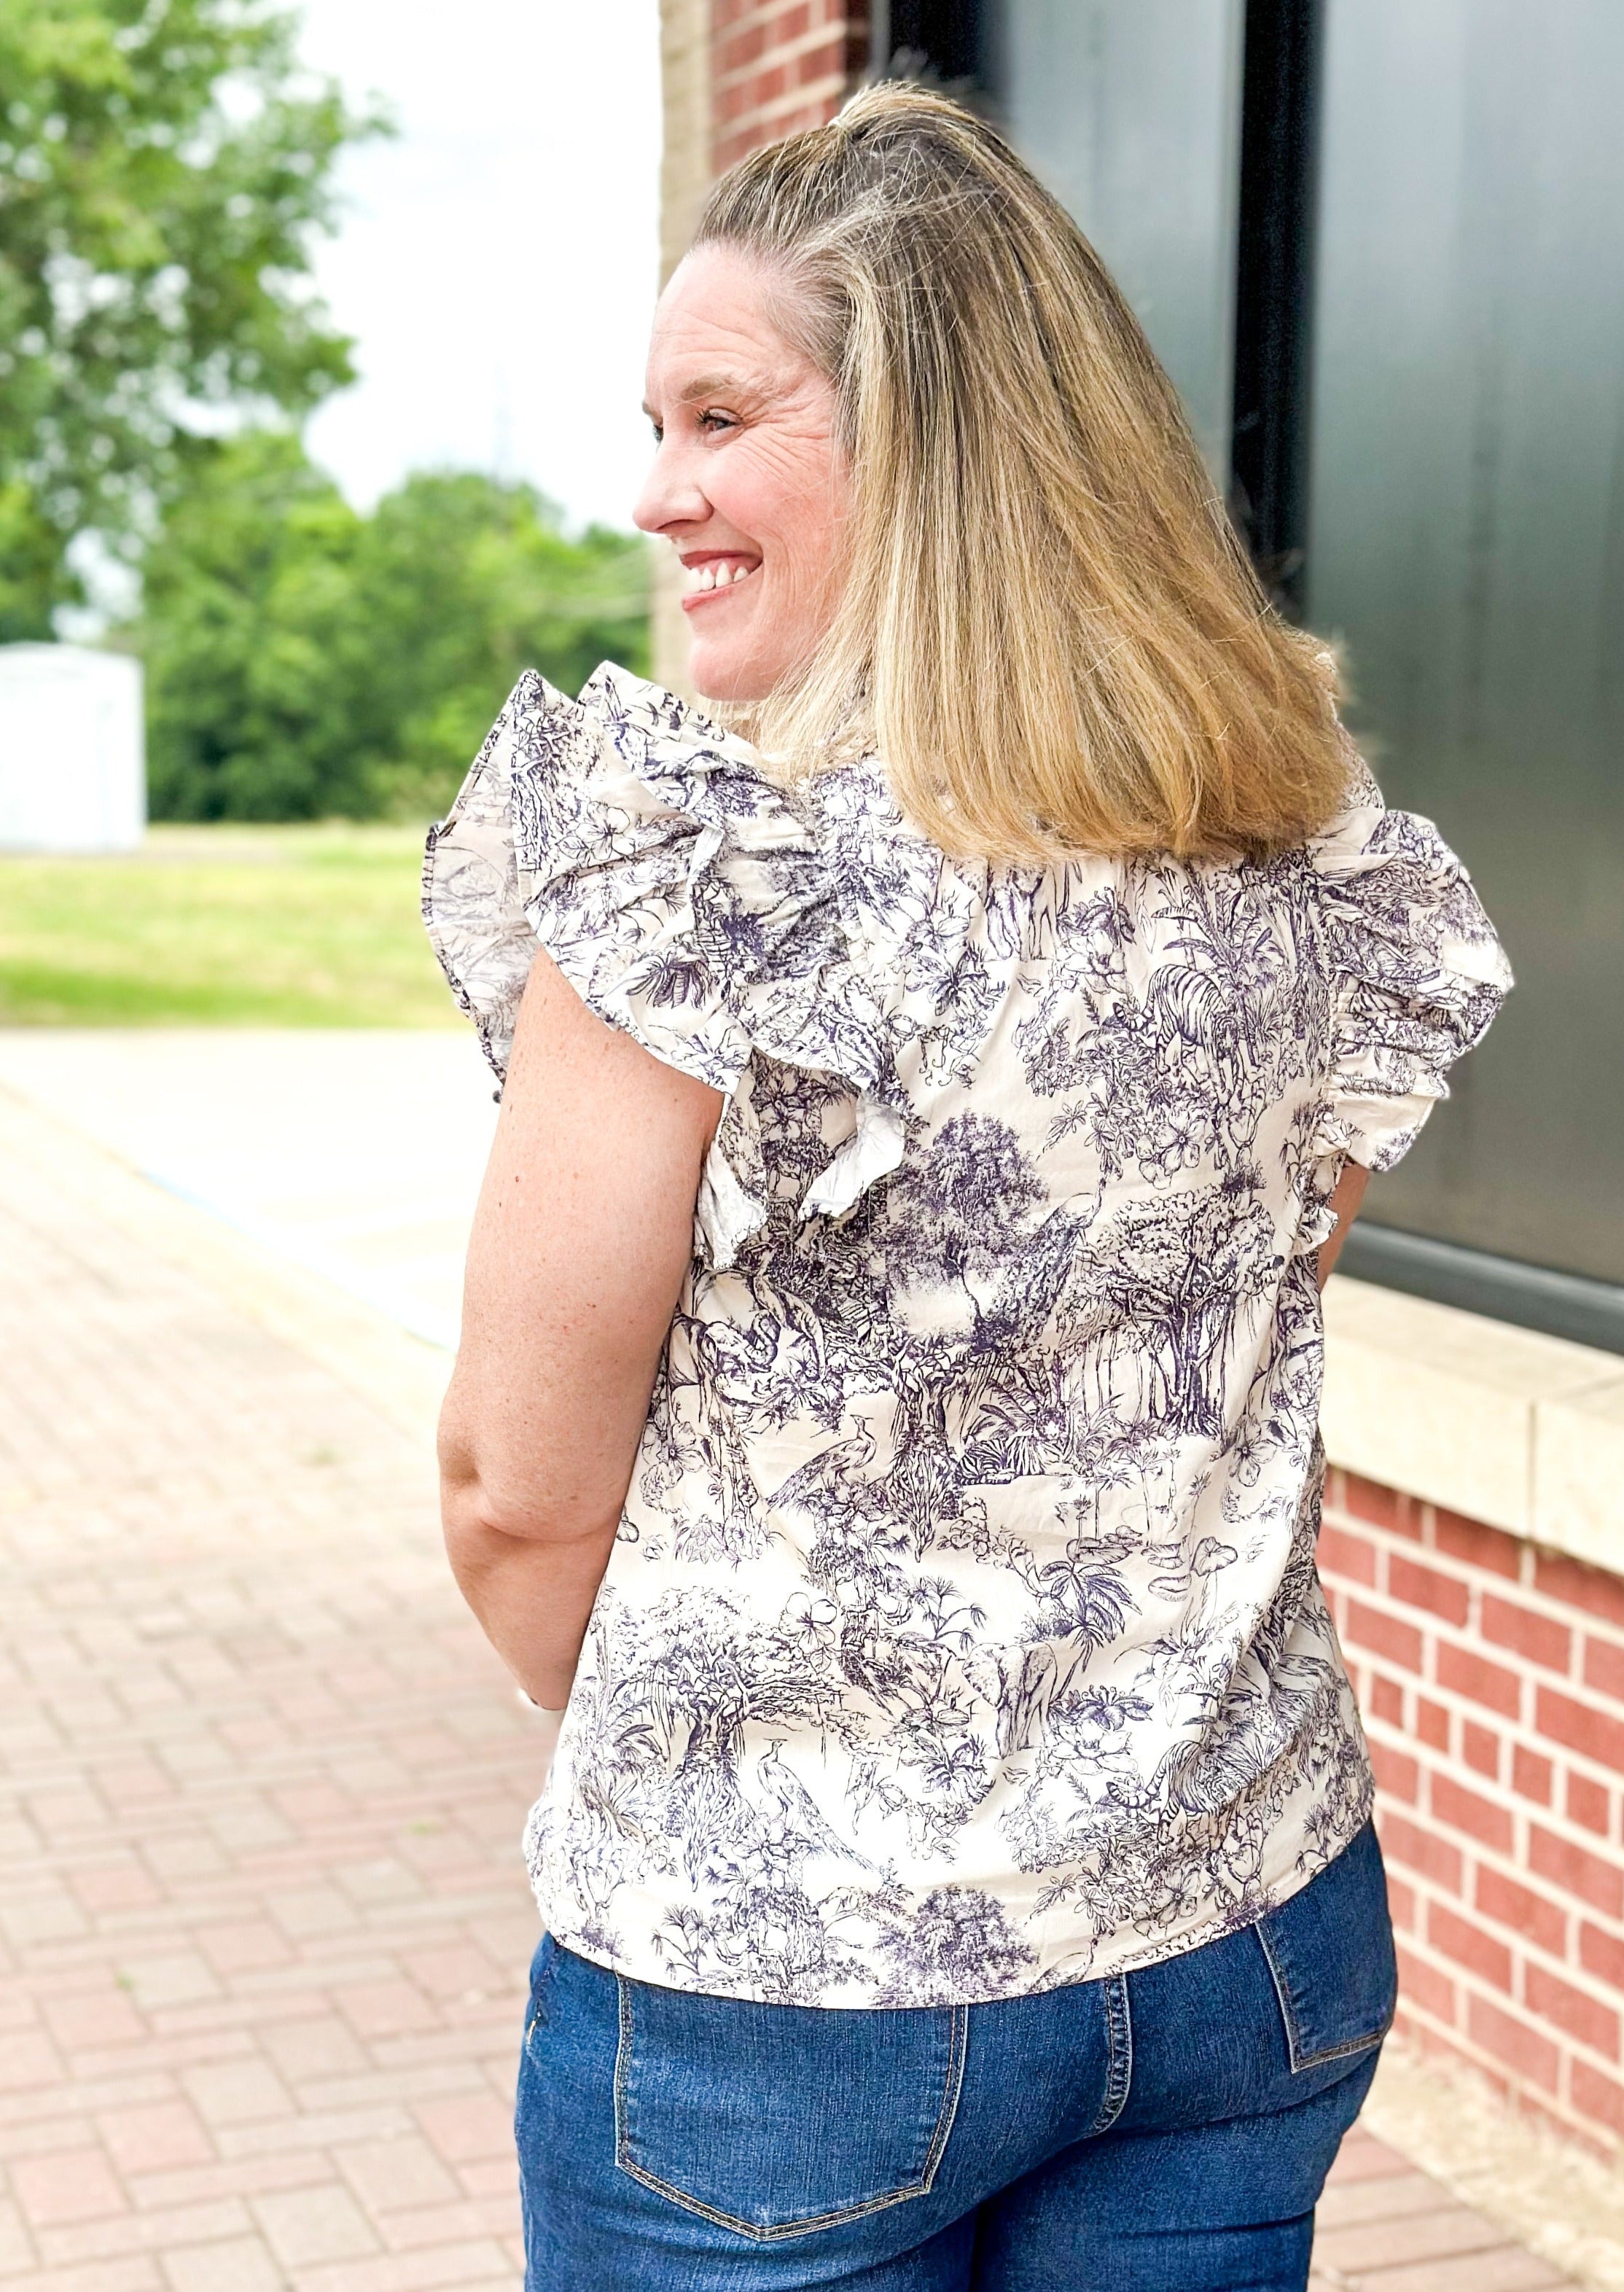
[687,645,772,706]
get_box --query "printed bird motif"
[755,1739,875,1879]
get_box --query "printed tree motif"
[1084,1176,1278,1436]
[891,1112,1046,1334]
[872,1885,1039,2006]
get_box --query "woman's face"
[636,246,849,703]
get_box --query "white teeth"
[688,560,756,592]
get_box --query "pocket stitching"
[1254,1916,1395,2073]
[612,1979,968,2243]
[1084,1973,1133,2135]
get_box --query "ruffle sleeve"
[1306,765,1512,1174]
[422,663,905,1268]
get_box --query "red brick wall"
[711,1,868,173]
[1321,1467,1624,2153]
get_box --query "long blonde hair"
[692,82,1349,864]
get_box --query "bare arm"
[1316,1160,1370,1290]
[437,952,722,1707]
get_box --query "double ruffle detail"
[1305,777,1512,1174]
[422,664,905,1267]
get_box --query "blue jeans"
[515,1820,1396,2291]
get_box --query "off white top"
[424,664,1510,2008]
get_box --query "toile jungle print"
[423,664,1510,2008]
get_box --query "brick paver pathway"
[0,1079,1582,2291]
[1312,2127,1574,2291]
[1,1094,535,2291]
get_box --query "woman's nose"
[633,439,709,537]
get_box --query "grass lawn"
[0,823,464,1026]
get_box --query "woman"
[425,84,1510,2292]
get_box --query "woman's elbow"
[436,1420,612,1554]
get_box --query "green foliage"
[0,0,377,637]
[134,429,651,819]
[0,0,648,808]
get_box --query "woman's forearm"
[435,954,719,1709]
[1316,1160,1371,1290]
[442,1491,620,1709]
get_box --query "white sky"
[294,0,663,533]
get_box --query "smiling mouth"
[681,556,761,607]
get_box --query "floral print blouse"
[423,663,1510,2008]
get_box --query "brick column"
[654,0,867,690]
[652,0,718,693]
[661,0,714,287]
[711,1,870,173]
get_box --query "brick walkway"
[1,1094,536,2291]
[0,1078,1582,2291]
[1313,2127,1574,2291]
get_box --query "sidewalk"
[0,1032,499,1351]
[0,1055,1587,2291]
[1311,2127,1576,2291]
[1,1082,531,2290]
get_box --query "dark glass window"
[883,0,1624,1352]
[1305,0,1624,1336]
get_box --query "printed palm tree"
[629,940,717,1013]
[1147,865,1291,1099]
[985,1508,1143,1762]
[1028,1527,1141,1653]
[908,943,1002,1087]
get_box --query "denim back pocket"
[1254,1821,1399,2073]
[614,1976,967,2241]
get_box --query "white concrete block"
[1533,1373,1624,1575]
[0,642,145,852]
[1320,1276,1620,1541]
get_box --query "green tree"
[137,429,365,817]
[0,0,376,639]
[137,429,651,820]
[349,467,655,810]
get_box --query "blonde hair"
[692,82,1350,864]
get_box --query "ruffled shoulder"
[422,663,904,1265]
[1304,762,1512,1172]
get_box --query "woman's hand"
[1316,1161,1370,1291]
[437,953,722,1707]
